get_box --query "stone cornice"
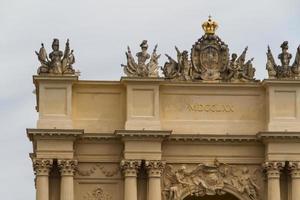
[120,76,262,87]
[115,130,172,139]
[78,133,118,141]
[262,79,300,86]
[120,76,165,84]
[257,132,300,142]
[27,128,84,141]
[167,134,259,143]
[33,75,78,84]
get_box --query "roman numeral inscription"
[187,103,234,112]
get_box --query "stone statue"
[162,160,261,200]
[266,41,300,79]
[225,47,256,82]
[35,39,76,75]
[122,40,160,77]
[162,46,192,80]
[162,17,256,82]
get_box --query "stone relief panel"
[162,160,264,200]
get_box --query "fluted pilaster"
[33,159,53,200]
[263,161,284,200]
[58,160,78,200]
[120,160,141,200]
[145,160,165,200]
[288,162,300,200]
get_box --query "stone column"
[288,162,300,200]
[263,162,284,200]
[120,160,141,200]
[58,160,78,200]
[33,159,53,200]
[145,160,165,200]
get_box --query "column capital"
[32,158,53,176]
[120,159,141,177]
[288,162,300,178]
[145,160,166,177]
[58,159,78,176]
[262,161,285,178]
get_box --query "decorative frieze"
[120,160,141,177]
[32,158,53,176]
[58,159,78,176]
[162,160,261,200]
[145,160,166,177]
[262,161,285,178]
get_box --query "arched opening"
[183,193,240,200]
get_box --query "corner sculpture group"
[36,17,300,81]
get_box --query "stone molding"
[32,158,53,176]
[287,162,300,179]
[115,130,171,138]
[257,132,300,142]
[145,160,166,177]
[58,159,78,176]
[120,160,141,177]
[262,161,285,178]
[168,134,258,143]
[27,128,83,141]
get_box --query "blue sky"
[0,0,299,199]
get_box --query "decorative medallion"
[84,187,112,200]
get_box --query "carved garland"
[77,164,120,177]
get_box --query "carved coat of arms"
[191,34,229,80]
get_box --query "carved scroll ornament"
[162,160,261,200]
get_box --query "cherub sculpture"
[162,46,192,80]
[35,39,76,75]
[266,41,300,79]
[121,40,160,77]
[225,47,255,82]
